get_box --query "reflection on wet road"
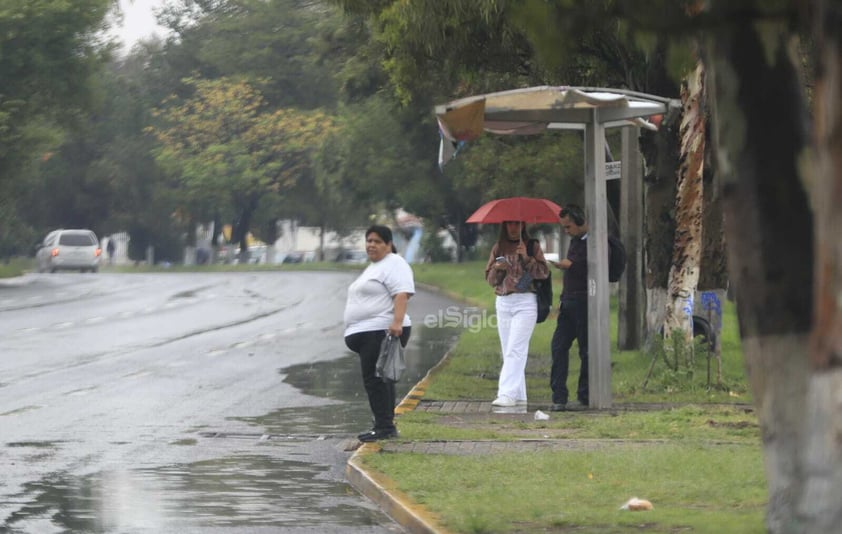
[0,272,462,533]
[10,457,383,532]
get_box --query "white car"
[36,229,102,273]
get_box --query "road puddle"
[6,456,389,532]
[3,290,462,532]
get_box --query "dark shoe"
[550,403,567,412]
[357,428,399,442]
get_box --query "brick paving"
[378,398,751,456]
[377,399,686,455]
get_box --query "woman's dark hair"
[366,224,398,253]
[496,221,531,250]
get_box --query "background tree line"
[0,0,595,263]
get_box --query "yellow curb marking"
[346,349,455,533]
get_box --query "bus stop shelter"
[435,86,677,408]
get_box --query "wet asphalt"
[0,271,461,533]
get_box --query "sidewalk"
[345,352,750,533]
[345,353,600,534]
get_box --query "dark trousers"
[550,299,589,404]
[345,327,411,431]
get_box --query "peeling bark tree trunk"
[641,107,680,345]
[704,14,817,533]
[801,2,842,530]
[664,61,706,343]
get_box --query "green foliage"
[318,96,424,210]
[459,131,584,203]
[0,196,37,259]
[149,76,337,249]
[0,0,113,250]
[335,0,542,105]
[126,221,185,263]
[1,0,693,268]
[419,226,453,263]
[172,0,341,109]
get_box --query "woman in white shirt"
[344,225,415,442]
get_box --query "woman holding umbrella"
[485,220,550,407]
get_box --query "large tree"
[149,76,337,254]
[0,0,114,255]
[519,0,837,530]
[700,2,837,530]
[159,0,341,109]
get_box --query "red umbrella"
[466,197,562,224]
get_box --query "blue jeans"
[550,299,588,404]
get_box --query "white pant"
[495,292,537,401]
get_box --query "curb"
[346,444,443,534]
[345,349,455,533]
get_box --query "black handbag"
[375,334,406,383]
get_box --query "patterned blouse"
[484,239,550,297]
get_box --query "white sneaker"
[491,395,516,407]
[515,399,528,406]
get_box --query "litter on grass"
[620,497,653,511]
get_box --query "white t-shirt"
[343,253,415,337]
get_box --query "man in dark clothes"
[106,238,116,265]
[549,204,590,411]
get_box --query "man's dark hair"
[559,204,586,226]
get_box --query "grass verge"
[360,261,766,533]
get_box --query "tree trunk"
[639,51,728,349]
[664,61,705,342]
[641,103,679,348]
[319,224,326,261]
[801,3,842,530]
[704,15,816,532]
[233,195,260,255]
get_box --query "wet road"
[0,271,460,533]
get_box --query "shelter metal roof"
[436,86,673,146]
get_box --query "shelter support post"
[584,111,612,409]
[618,126,645,350]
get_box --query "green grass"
[367,444,766,533]
[360,261,766,533]
[413,261,751,405]
[0,257,34,278]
